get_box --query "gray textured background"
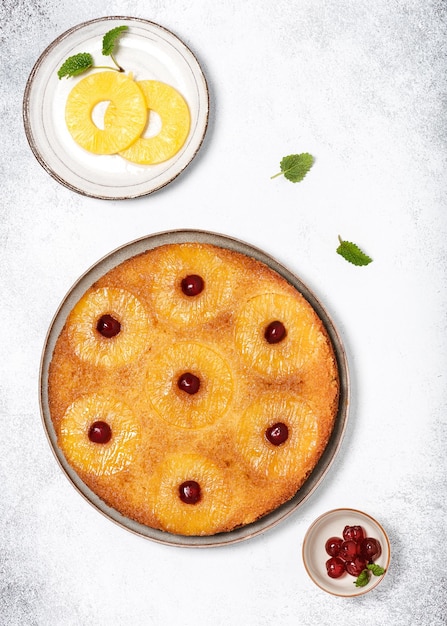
[1,1,446,624]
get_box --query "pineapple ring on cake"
[234,292,322,378]
[59,394,141,477]
[149,453,232,536]
[150,243,234,327]
[67,287,151,368]
[146,342,234,429]
[104,80,190,164]
[236,393,319,480]
[65,71,147,154]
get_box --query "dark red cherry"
[88,421,112,444]
[179,480,201,504]
[96,314,121,338]
[343,525,365,543]
[326,557,346,579]
[181,274,204,296]
[325,537,343,557]
[345,556,367,577]
[177,372,201,395]
[264,320,287,344]
[360,537,381,562]
[339,540,359,562]
[265,422,289,446]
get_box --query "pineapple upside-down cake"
[48,243,339,536]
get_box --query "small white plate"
[302,508,390,596]
[23,17,209,199]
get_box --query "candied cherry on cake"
[264,320,287,344]
[360,537,381,561]
[325,557,346,579]
[265,422,289,446]
[325,537,343,557]
[343,524,365,543]
[96,314,121,338]
[177,372,201,395]
[181,274,204,297]
[179,480,201,504]
[88,420,112,444]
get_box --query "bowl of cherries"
[302,508,390,597]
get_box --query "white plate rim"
[23,16,209,200]
[39,229,350,547]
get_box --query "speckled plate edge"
[23,16,209,200]
[39,230,350,547]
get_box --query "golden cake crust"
[48,243,339,536]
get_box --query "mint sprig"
[336,236,373,266]
[271,153,314,183]
[57,25,128,79]
[354,563,386,588]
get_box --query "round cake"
[47,242,340,536]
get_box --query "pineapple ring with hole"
[67,287,152,367]
[236,392,319,480]
[234,292,323,378]
[146,341,234,429]
[149,453,232,536]
[104,80,191,164]
[149,243,234,327]
[59,394,141,477]
[65,71,147,154]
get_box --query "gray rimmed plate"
[39,230,350,547]
[23,17,209,200]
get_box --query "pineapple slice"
[67,287,151,368]
[236,393,319,480]
[65,71,147,154]
[149,453,231,535]
[59,394,141,476]
[146,342,234,429]
[104,80,190,164]
[150,243,234,328]
[234,292,322,378]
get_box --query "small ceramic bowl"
[302,508,390,597]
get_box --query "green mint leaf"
[271,153,314,182]
[367,563,386,576]
[57,52,93,79]
[336,236,373,266]
[102,25,128,56]
[354,569,370,587]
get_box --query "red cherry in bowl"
[325,557,346,579]
[360,537,381,561]
[345,556,368,577]
[339,540,359,562]
[325,537,343,557]
[343,524,365,543]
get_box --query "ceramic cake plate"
[40,230,350,547]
